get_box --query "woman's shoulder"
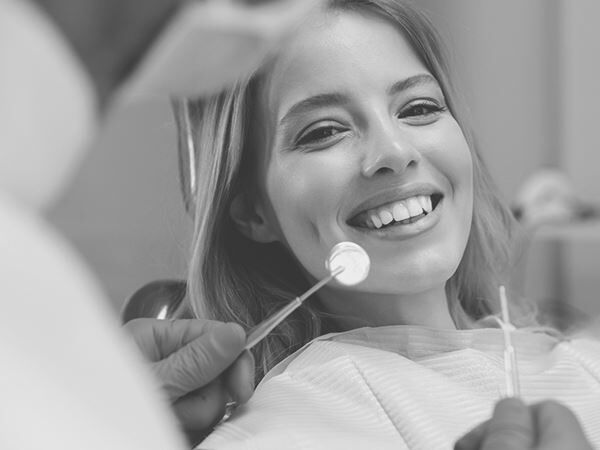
[564,329,600,354]
[259,329,419,388]
[260,336,365,385]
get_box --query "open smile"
[345,187,445,241]
[348,193,443,230]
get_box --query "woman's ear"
[229,192,279,243]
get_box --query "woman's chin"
[361,263,457,295]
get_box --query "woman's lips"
[346,195,445,241]
[345,184,444,226]
[348,193,443,229]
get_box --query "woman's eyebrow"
[279,93,349,126]
[278,74,438,127]
[387,73,440,96]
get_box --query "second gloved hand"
[455,397,593,450]
[124,318,255,438]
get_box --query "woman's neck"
[318,285,457,331]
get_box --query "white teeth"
[405,197,423,217]
[392,202,410,222]
[357,194,436,229]
[379,210,394,225]
[418,195,432,213]
[370,214,383,229]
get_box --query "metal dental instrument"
[496,285,521,398]
[244,242,370,350]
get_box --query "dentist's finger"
[153,322,247,401]
[480,398,534,450]
[172,380,229,432]
[455,398,534,450]
[533,400,593,450]
[223,349,256,404]
[124,318,226,361]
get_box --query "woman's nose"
[360,120,421,178]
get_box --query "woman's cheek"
[264,166,333,281]
[421,123,473,188]
[270,151,349,199]
[266,155,350,245]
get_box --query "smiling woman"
[173,0,600,448]
[248,9,476,332]
[178,0,515,368]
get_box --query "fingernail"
[226,322,247,341]
[210,323,246,356]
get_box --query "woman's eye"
[296,125,345,147]
[398,100,446,121]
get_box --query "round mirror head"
[326,241,370,286]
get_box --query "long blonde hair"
[174,0,526,380]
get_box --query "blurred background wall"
[48,102,192,309]
[47,0,600,318]
[557,0,600,320]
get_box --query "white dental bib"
[200,325,600,450]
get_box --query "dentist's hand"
[124,318,255,441]
[34,0,184,105]
[455,398,593,450]
[34,0,323,105]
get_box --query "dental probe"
[244,242,370,350]
[496,285,521,398]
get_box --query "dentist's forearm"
[32,0,179,106]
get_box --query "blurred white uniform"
[0,1,186,448]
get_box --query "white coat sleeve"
[0,0,97,210]
[0,3,188,449]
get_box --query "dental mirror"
[326,241,371,286]
[244,241,370,349]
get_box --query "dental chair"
[121,101,193,324]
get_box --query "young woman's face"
[254,11,473,296]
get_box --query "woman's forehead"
[263,9,431,121]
